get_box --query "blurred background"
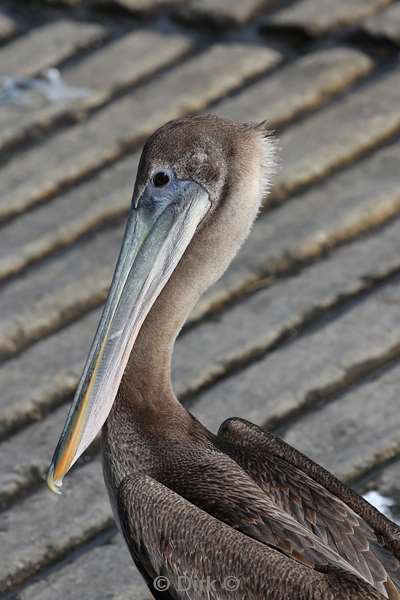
[1,0,400,598]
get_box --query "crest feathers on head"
[245,120,279,199]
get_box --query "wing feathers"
[117,473,386,600]
[217,417,400,598]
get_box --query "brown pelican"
[47,114,400,599]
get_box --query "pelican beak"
[47,176,210,493]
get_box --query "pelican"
[47,114,400,599]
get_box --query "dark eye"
[152,171,170,188]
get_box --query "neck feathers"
[122,122,277,408]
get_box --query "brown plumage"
[49,115,400,599]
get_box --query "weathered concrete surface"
[62,30,192,96]
[273,67,400,201]
[0,226,122,358]
[0,10,17,40]
[21,535,149,600]
[0,20,106,79]
[0,460,112,593]
[0,309,101,439]
[0,154,137,282]
[364,2,400,43]
[0,47,371,284]
[177,0,269,26]
[5,69,399,361]
[214,47,373,128]
[192,275,400,433]
[0,402,80,505]
[116,0,184,11]
[0,31,192,154]
[177,214,400,395]
[0,43,280,222]
[284,361,400,482]
[265,0,391,35]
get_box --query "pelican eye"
[152,171,170,188]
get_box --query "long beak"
[47,178,210,493]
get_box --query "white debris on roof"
[364,490,399,524]
[0,68,89,107]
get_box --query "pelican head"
[47,114,276,493]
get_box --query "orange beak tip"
[46,464,64,495]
